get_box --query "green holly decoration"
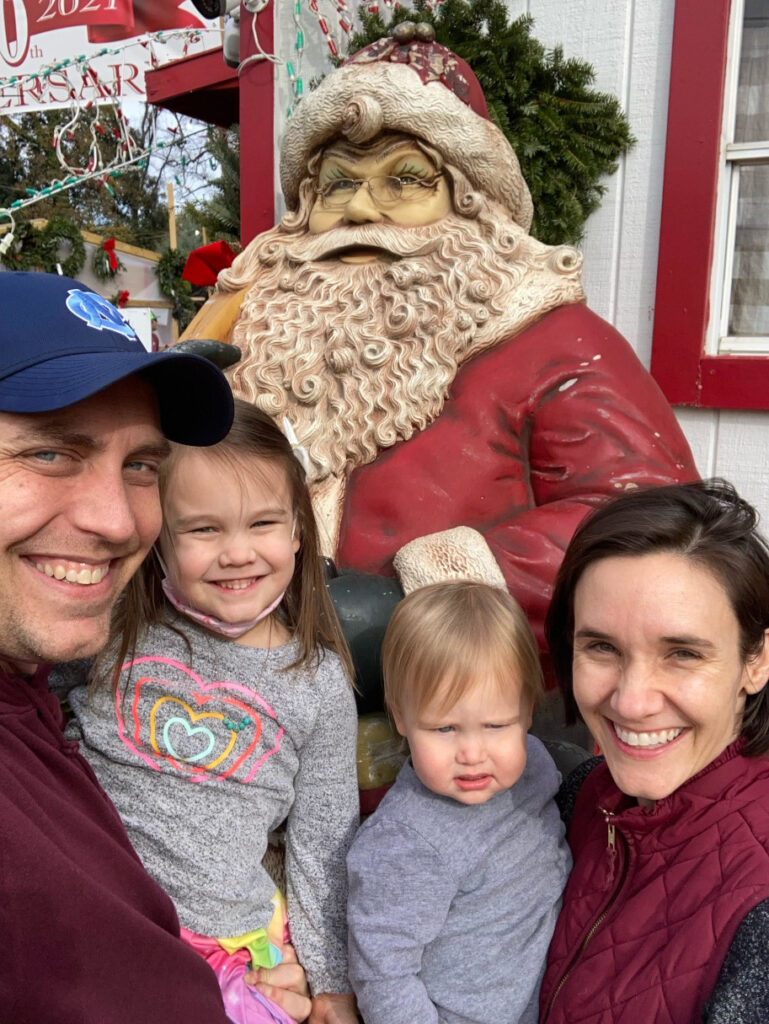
[91,242,125,282]
[0,220,43,271]
[156,247,196,331]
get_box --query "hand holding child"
[247,943,312,1022]
[246,945,359,1023]
[308,991,359,1024]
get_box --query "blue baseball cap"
[0,272,234,446]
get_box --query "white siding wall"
[511,0,769,528]
[274,1,769,529]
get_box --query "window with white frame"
[711,0,769,354]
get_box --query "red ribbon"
[117,290,129,308]
[102,237,119,272]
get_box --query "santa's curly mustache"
[224,203,580,482]
[276,221,446,263]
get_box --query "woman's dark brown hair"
[105,398,353,686]
[545,479,769,757]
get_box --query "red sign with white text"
[0,0,217,110]
[3,0,132,67]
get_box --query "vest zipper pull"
[602,807,617,883]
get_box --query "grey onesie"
[346,735,572,1024]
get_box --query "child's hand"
[246,944,312,1023]
[309,991,359,1024]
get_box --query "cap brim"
[0,348,234,447]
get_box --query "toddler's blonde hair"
[382,580,543,717]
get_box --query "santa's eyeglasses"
[315,173,443,208]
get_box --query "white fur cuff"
[393,526,508,594]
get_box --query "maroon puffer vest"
[540,742,769,1023]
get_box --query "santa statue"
[186,23,697,698]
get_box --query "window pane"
[728,164,769,336]
[735,0,769,144]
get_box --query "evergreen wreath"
[156,247,196,331]
[348,0,635,245]
[0,220,44,271]
[91,238,125,281]
[37,216,86,277]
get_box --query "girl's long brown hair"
[105,399,353,687]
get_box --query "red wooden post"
[651,0,730,405]
[239,1,275,244]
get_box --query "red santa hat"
[279,22,533,230]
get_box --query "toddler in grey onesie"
[347,581,572,1024]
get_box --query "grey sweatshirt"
[54,619,359,994]
[346,735,571,1024]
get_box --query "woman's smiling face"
[572,551,769,807]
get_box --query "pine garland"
[348,0,635,245]
[0,220,43,271]
[0,216,85,274]
[156,247,196,330]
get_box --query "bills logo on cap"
[65,288,138,342]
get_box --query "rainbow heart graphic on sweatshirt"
[113,656,283,782]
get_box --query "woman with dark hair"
[540,479,769,1024]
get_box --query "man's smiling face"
[0,377,169,675]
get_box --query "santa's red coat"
[337,302,698,652]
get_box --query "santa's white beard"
[226,210,581,481]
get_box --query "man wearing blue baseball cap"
[0,274,310,1022]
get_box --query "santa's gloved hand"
[327,571,403,714]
